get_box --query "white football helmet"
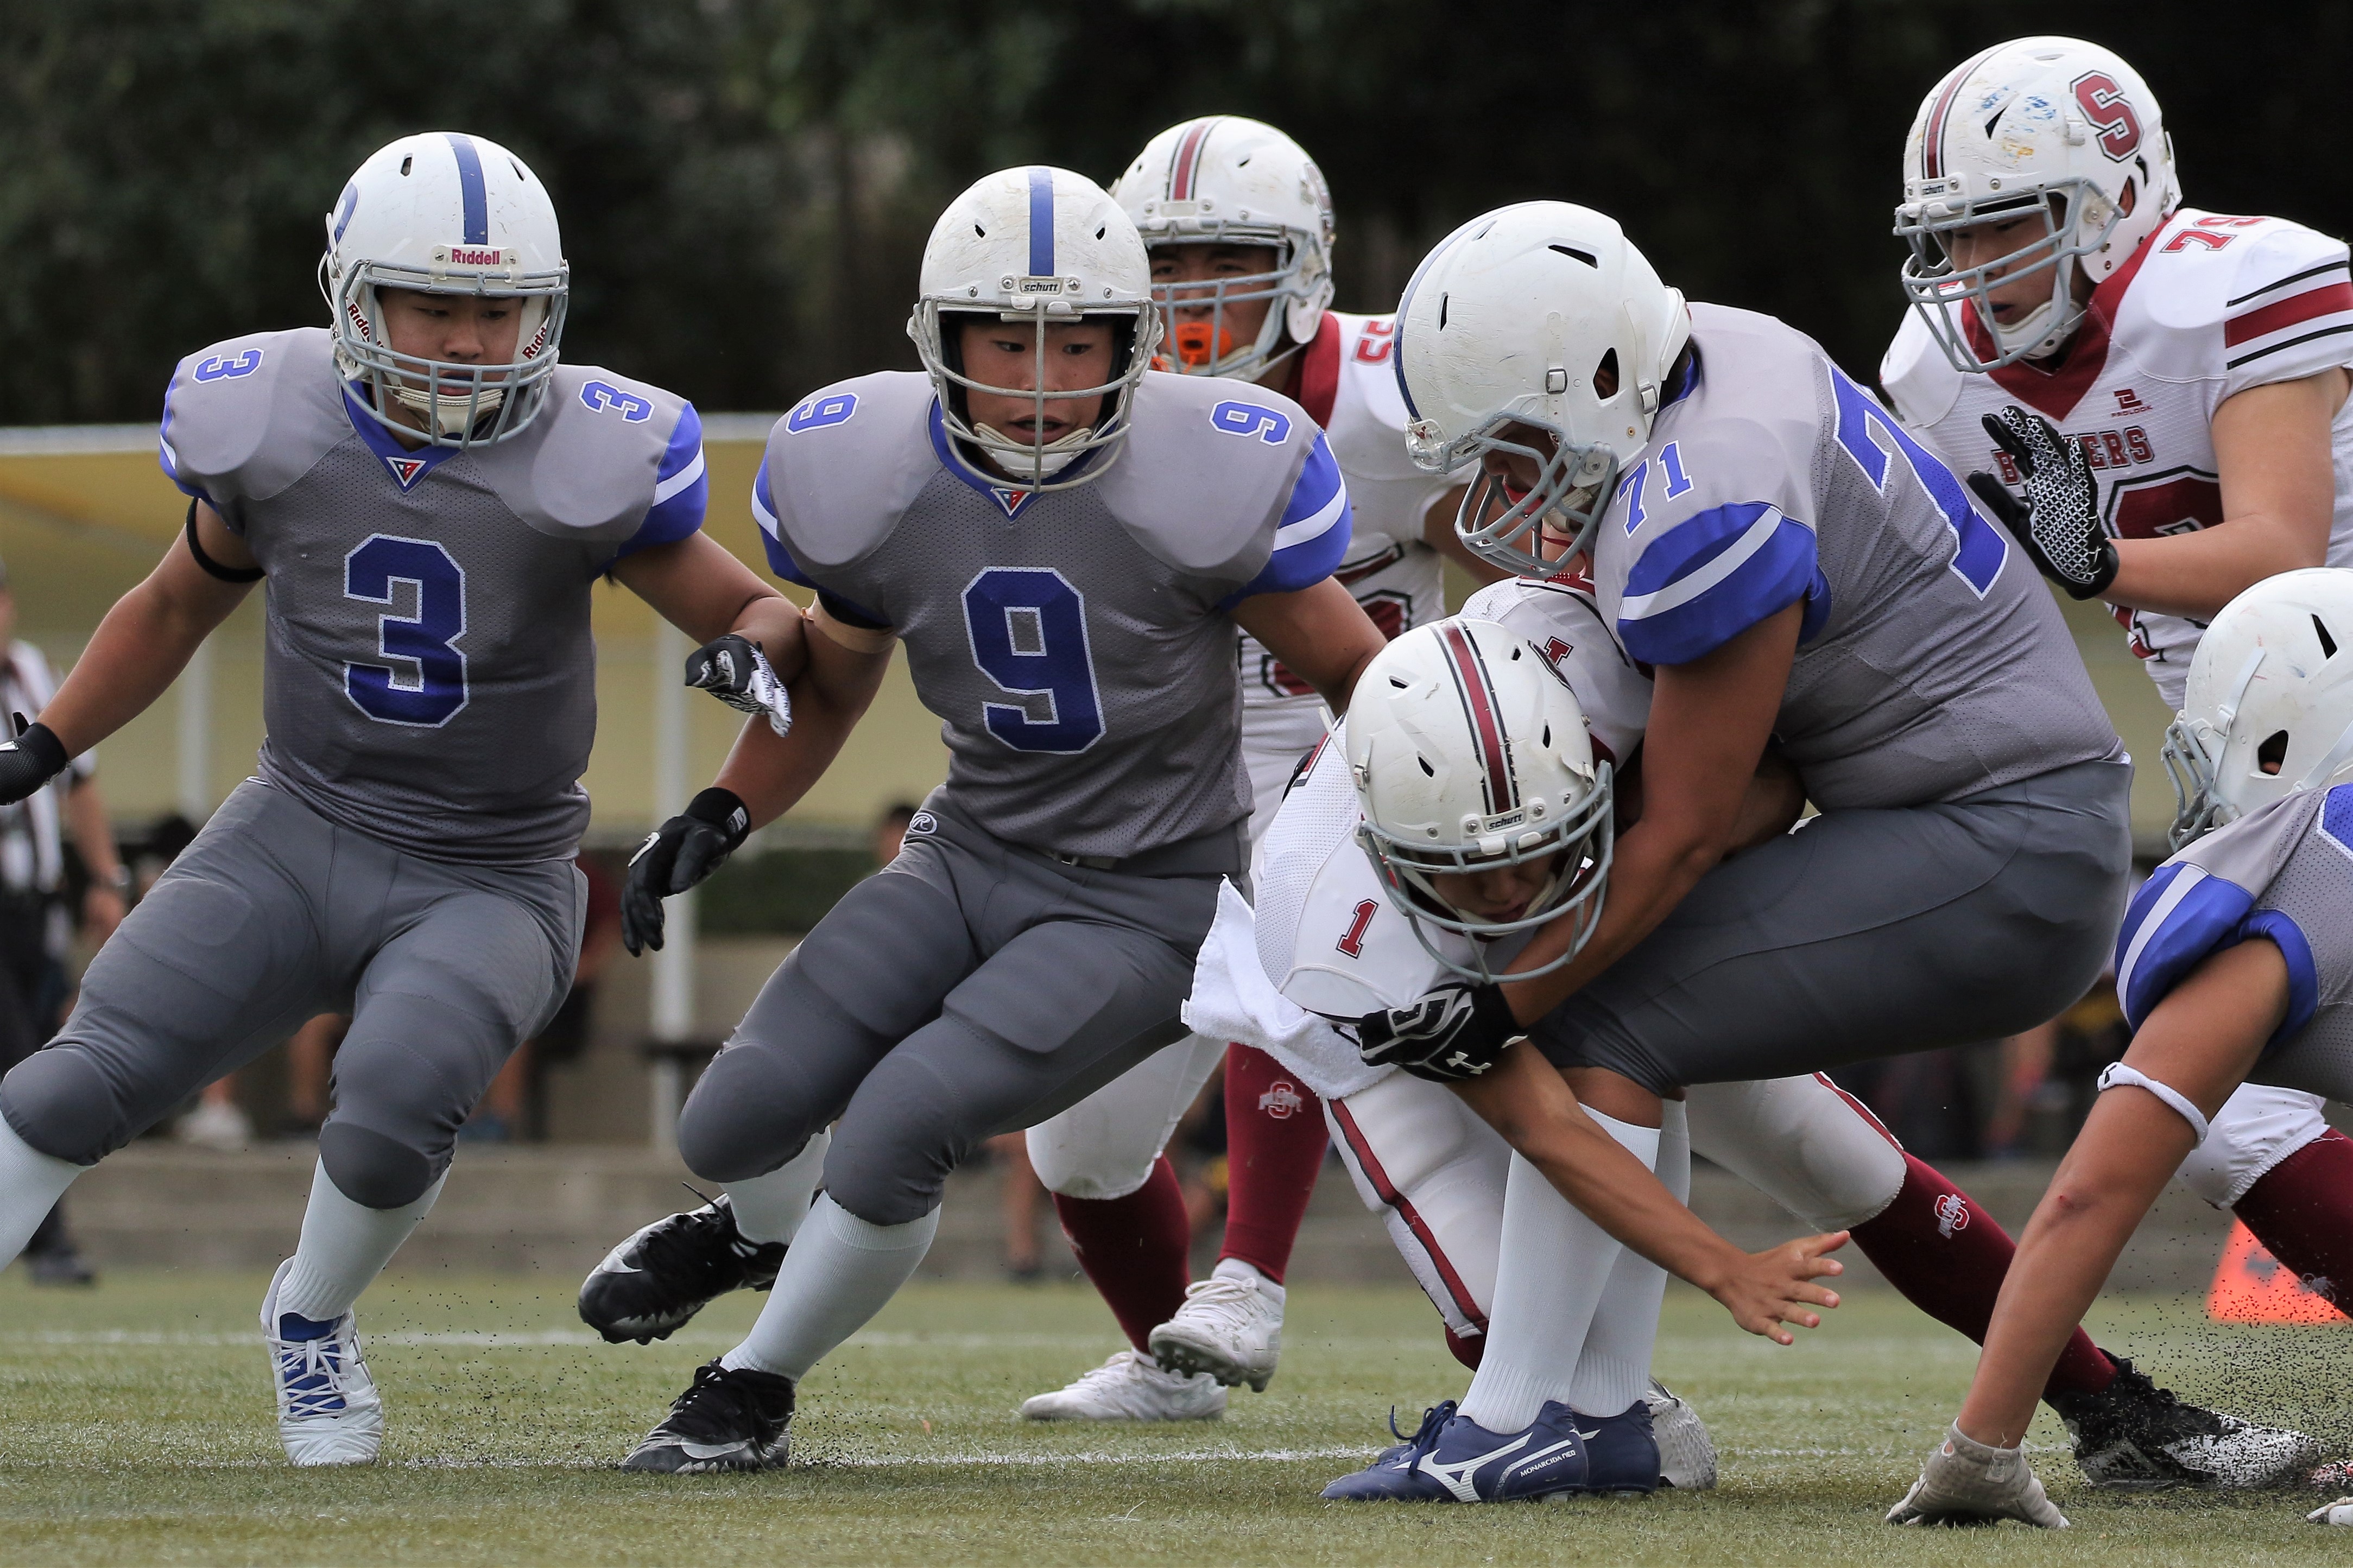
[908,166,1160,492]
[1112,116,1335,383]
[1896,37,2180,373]
[1346,617,1614,983]
[321,132,567,447]
[1393,202,1688,576]
[2162,569,2353,849]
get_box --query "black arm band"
[185,500,264,583]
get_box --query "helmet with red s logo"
[1895,37,2179,372]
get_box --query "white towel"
[1181,878,1391,1102]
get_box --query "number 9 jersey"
[753,369,1351,859]
[160,326,706,863]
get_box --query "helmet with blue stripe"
[322,131,568,447]
[908,166,1159,492]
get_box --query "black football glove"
[0,716,68,808]
[622,786,751,956]
[1971,406,2116,600]
[684,633,792,737]
[1355,981,1524,1083]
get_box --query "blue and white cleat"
[260,1258,383,1466]
[1323,1398,1660,1503]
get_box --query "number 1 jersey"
[161,326,706,864]
[754,370,1351,858]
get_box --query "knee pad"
[319,1121,439,1210]
[1024,1040,1221,1199]
[0,1048,123,1165]
[1025,1119,1156,1200]
[675,1043,828,1185]
[2176,1084,2329,1209]
[1686,1076,1907,1233]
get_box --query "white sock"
[0,1117,81,1266]
[1458,1110,1660,1432]
[720,1194,938,1381]
[1567,1102,1685,1416]
[1211,1255,1282,1300]
[725,1129,831,1247]
[274,1160,447,1323]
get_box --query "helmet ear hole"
[1593,348,1619,399]
[2259,729,2291,776]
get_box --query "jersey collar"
[1969,221,2166,421]
[926,398,1112,518]
[341,383,462,491]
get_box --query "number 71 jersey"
[1883,207,2353,712]
[754,369,1350,858]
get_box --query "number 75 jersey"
[754,369,1350,858]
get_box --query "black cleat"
[579,1194,786,1345]
[620,1359,795,1473]
[2050,1354,2318,1489]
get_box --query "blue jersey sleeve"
[1219,430,1353,609]
[1616,501,1829,666]
[2114,862,2319,1049]
[610,403,708,564]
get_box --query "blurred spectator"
[0,565,130,1284]
[872,801,918,866]
[466,853,623,1141]
[282,1012,350,1135]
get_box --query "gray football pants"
[676,798,1231,1227]
[1534,755,2133,1094]
[0,780,581,1207]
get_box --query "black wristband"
[685,786,751,849]
[185,500,264,583]
[11,721,68,778]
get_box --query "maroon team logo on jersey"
[2070,72,2143,161]
[1257,1079,1307,1119]
[1935,1193,1971,1239]
[2112,388,2149,414]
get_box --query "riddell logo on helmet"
[1934,1193,1971,1238]
[433,245,515,267]
[1258,1081,1306,1120]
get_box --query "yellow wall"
[1,431,2178,849]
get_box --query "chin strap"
[2096,1063,2210,1146]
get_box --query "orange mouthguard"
[1172,321,1237,367]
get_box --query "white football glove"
[685,633,792,737]
[1887,1423,2069,1528]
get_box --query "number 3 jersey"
[1225,578,1649,1102]
[2115,783,2353,1104]
[1591,301,2118,810]
[1237,310,1454,706]
[1883,208,2353,712]
[752,370,1351,858]
[160,326,706,864]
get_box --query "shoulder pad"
[161,328,342,507]
[1323,313,1423,483]
[1878,308,1962,427]
[477,364,694,540]
[760,372,939,571]
[1097,371,1318,579]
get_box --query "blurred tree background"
[3,0,2344,427]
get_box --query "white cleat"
[261,1259,384,1467]
[1147,1263,1284,1392]
[1646,1380,1717,1490]
[1020,1350,1227,1421]
[1888,1422,2069,1528]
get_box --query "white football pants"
[1027,703,1323,1198]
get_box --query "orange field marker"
[2207,1220,2348,1324]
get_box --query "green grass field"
[3,1269,2348,1566]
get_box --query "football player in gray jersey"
[1892,570,2353,1526]
[587,166,1388,1474]
[0,132,801,1468]
[1366,202,2304,1490]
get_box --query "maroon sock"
[1443,1326,1484,1371]
[1218,1044,1329,1285]
[1053,1154,1192,1353]
[1850,1152,2116,1398]
[2231,1127,2353,1315]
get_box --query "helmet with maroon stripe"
[1112,116,1334,383]
[1344,617,1612,983]
[1896,37,2179,372]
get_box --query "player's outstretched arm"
[1952,939,2283,1449]
[609,534,805,676]
[1229,577,1388,712]
[1453,1043,1845,1344]
[7,501,259,804]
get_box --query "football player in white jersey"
[1021,117,1505,1421]
[1891,570,2353,1527]
[1882,36,2353,1338]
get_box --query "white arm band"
[2095,1063,2210,1147]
